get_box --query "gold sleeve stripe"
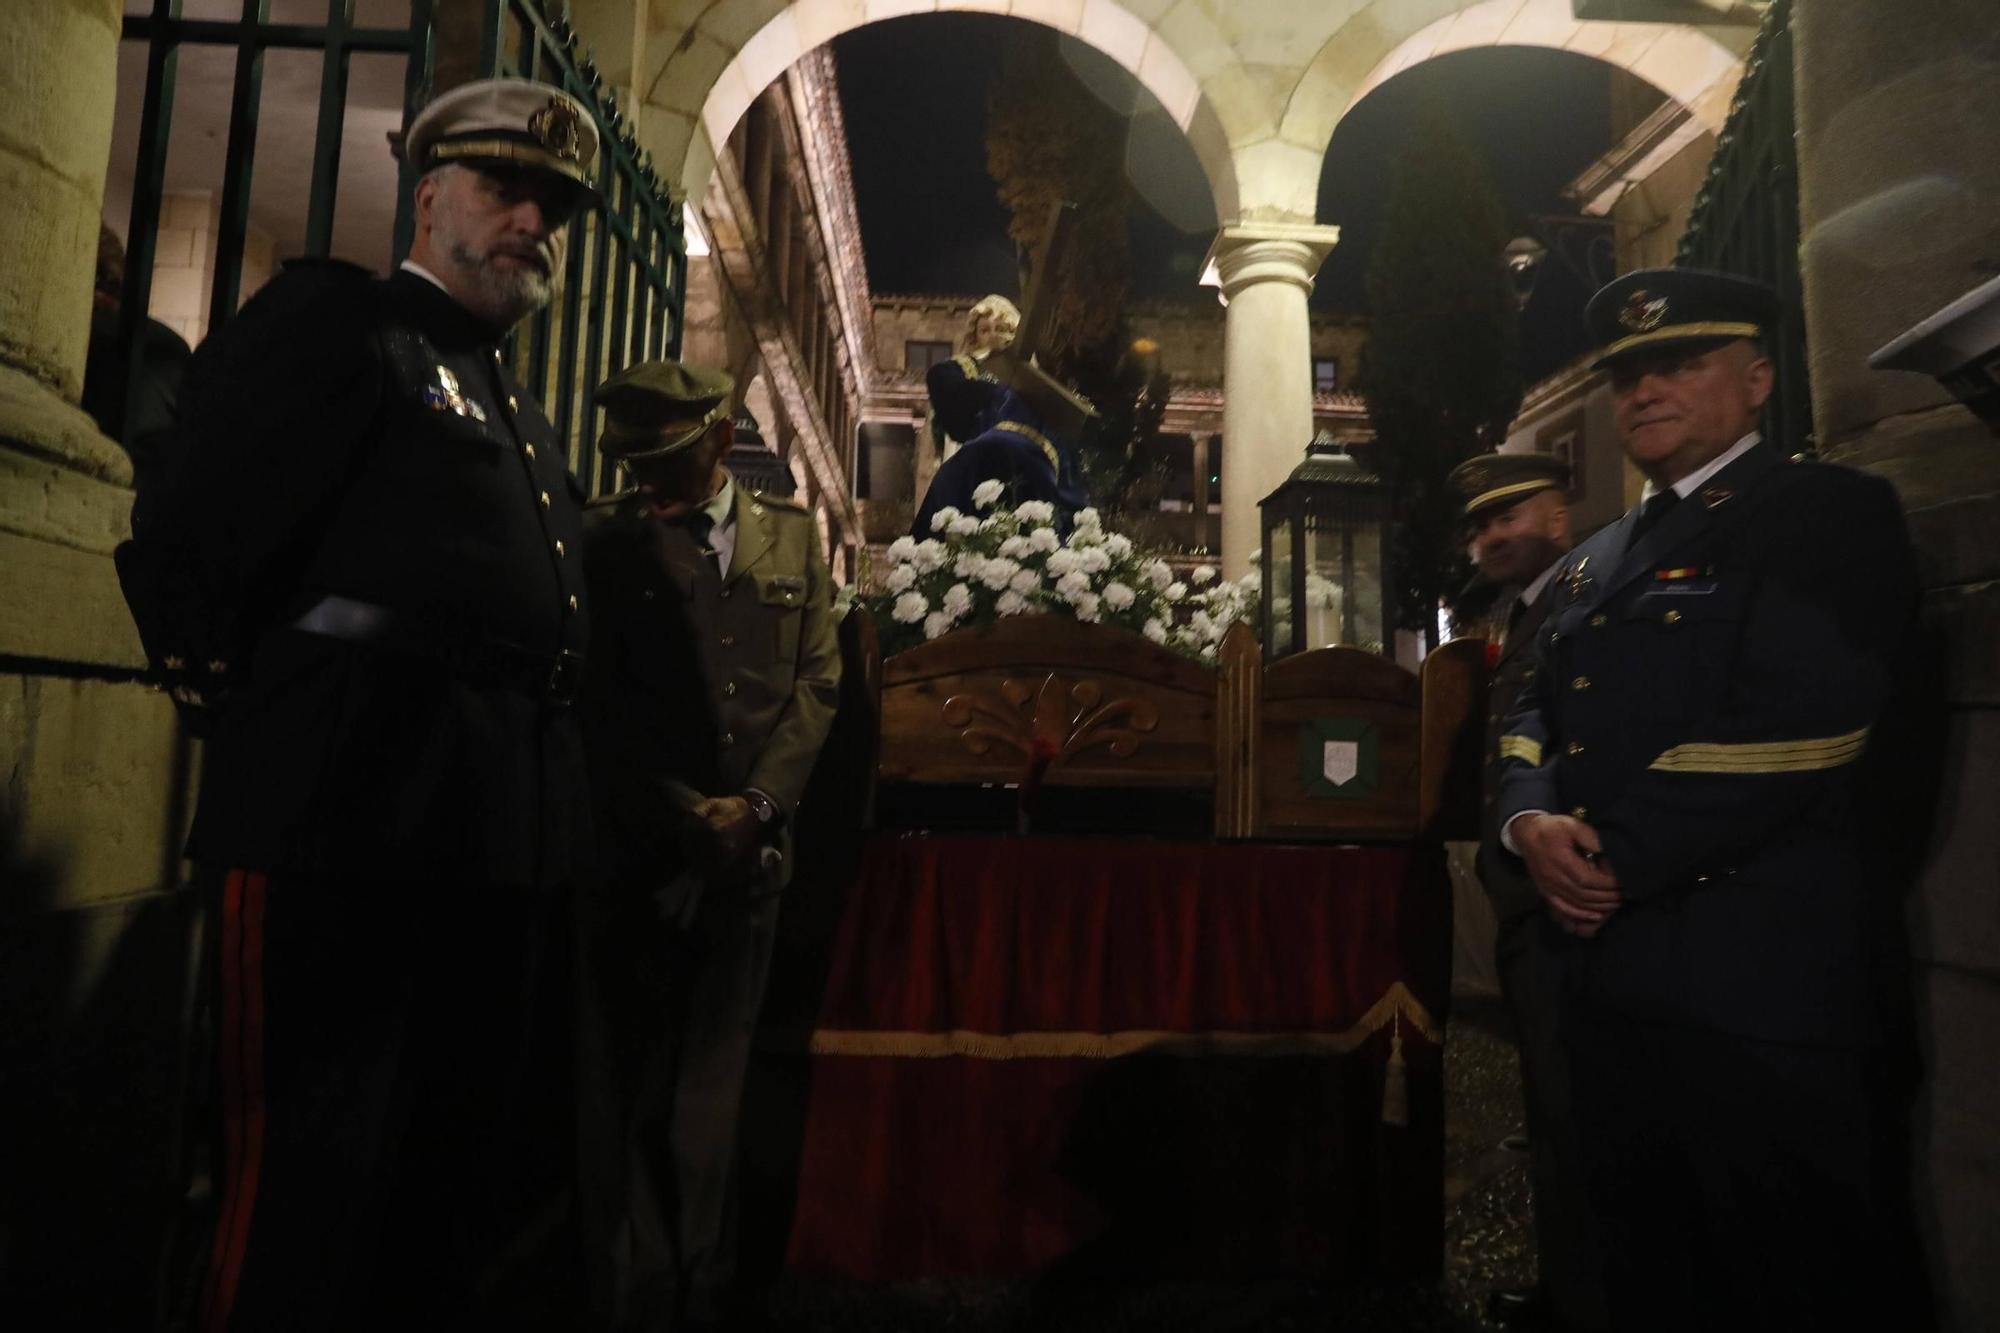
[801,982,1441,1061]
[993,419,1062,472]
[1499,735,1545,766]
[1648,727,1870,774]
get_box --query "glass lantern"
[1259,435,1392,660]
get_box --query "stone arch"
[742,370,780,448]
[636,0,1241,226]
[1278,0,1753,168]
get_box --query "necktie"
[1503,595,1529,651]
[678,511,719,571]
[1630,488,1680,542]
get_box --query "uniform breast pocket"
[1624,580,1747,717]
[755,574,807,665]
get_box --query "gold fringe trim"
[1499,735,1545,767]
[804,981,1442,1062]
[1648,726,1869,774]
[993,419,1062,473]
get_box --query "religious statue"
[925,293,1019,453]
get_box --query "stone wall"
[1,1,201,1321]
[1792,3,2000,1326]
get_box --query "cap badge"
[528,96,583,163]
[1619,290,1670,333]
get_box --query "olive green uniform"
[578,476,840,1329]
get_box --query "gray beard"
[444,239,553,328]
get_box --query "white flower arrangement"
[862,503,1270,659]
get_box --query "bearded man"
[117,78,598,1331]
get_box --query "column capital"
[1202,222,1342,299]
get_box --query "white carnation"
[1103,581,1136,611]
[948,514,981,537]
[998,535,1030,559]
[1142,617,1169,644]
[1027,527,1060,554]
[1078,547,1111,575]
[1192,565,1217,585]
[929,506,962,533]
[978,557,1019,591]
[1190,609,1216,638]
[1014,500,1055,524]
[912,539,947,572]
[996,589,1031,616]
[1055,570,1091,601]
[1102,533,1133,560]
[886,536,918,563]
[954,551,983,579]
[1145,559,1174,591]
[923,611,951,640]
[1074,507,1102,531]
[1009,567,1040,595]
[1200,643,1218,660]
[885,564,918,594]
[1045,548,1083,577]
[1072,591,1102,621]
[971,478,1006,510]
[892,591,928,624]
[943,583,975,619]
[1166,581,1187,603]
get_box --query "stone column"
[1792,4,2000,1326]
[3,1,200,1321]
[1204,223,1341,575]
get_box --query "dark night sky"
[834,18,1645,378]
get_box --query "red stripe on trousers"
[200,870,268,1332]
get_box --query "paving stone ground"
[746,998,1535,1332]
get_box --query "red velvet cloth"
[782,834,1450,1282]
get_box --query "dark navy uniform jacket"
[912,388,1088,537]
[117,262,591,886]
[1496,438,1918,1046]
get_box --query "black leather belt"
[289,595,583,707]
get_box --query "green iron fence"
[472,0,688,493]
[116,0,686,495]
[1675,0,1810,452]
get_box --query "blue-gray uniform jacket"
[1495,439,1917,1046]
[116,261,592,887]
[912,389,1088,537]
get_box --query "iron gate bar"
[390,0,436,264]
[580,175,620,485]
[206,0,271,341]
[118,0,184,447]
[303,0,356,258]
[1676,0,1808,451]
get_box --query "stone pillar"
[1792,4,2000,1326]
[2,1,200,1322]
[1204,223,1340,575]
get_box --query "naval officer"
[117,77,600,1329]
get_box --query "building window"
[1313,357,1339,394]
[906,339,953,371]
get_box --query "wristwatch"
[744,789,780,826]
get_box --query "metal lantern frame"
[1258,438,1394,661]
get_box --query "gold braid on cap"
[1466,477,1562,514]
[604,400,730,461]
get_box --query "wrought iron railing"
[1675,0,1810,451]
[474,0,687,493]
[115,0,686,494]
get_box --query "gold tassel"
[1381,1014,1409,1128]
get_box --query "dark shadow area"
[0,802,204,1331]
